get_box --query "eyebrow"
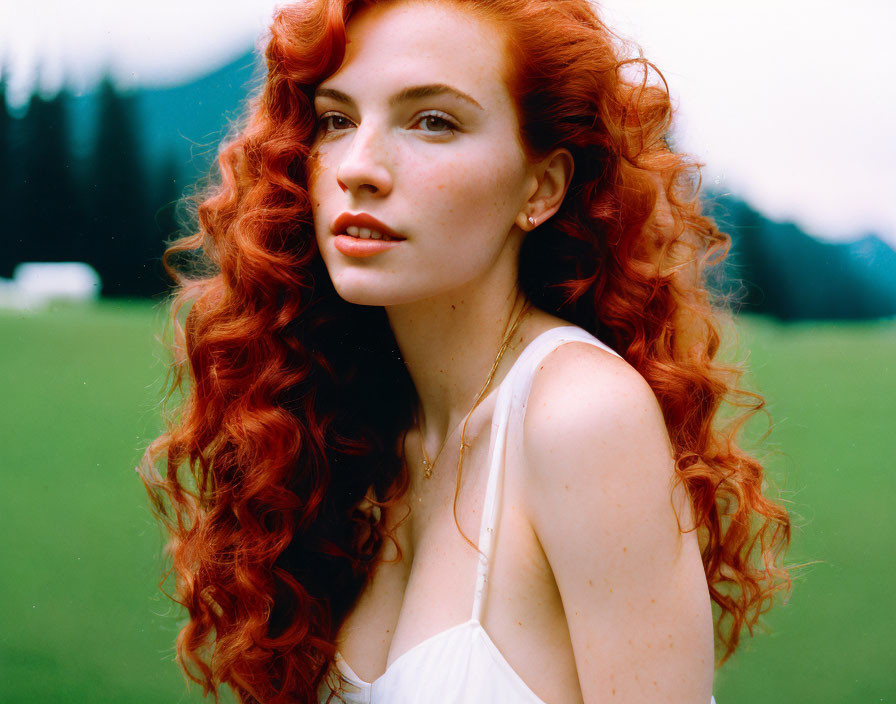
[314,83,484,111]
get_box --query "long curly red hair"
[140,0,791,701]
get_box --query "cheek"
[410,142,525,234]
[306,150,330,205]
[307,152,337,242]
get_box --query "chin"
[333,289,392,307]
[331,273,454,308]
[329,278,410,307]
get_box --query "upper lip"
[331,212,406,240]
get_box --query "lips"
[331,212,406,241]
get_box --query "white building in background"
[0,262,102,310]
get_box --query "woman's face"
[308,0,535,307]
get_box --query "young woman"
[140,0,791,702]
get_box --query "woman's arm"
[522,342,714,703]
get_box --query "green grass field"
[2,301,893,703]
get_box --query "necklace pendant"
[422,459,433,479]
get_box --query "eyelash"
[316,111,459,135]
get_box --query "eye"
[317,113,355,132]
[410,111,458,134]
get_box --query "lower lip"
[333,234,404,258]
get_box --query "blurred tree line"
[0,75,180,299]
[1,70,894,317]
[707,195,896,320]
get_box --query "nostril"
[335,154,392,196]
[336,178,379,195]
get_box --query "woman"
[140,0,791,702]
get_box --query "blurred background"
[1,1,893,702]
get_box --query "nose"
[335,122,394,198]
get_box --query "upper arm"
[521,342,714,703]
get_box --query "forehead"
[320,1,511,106]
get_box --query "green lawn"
[1,301,893,703]
[711,316,896,702]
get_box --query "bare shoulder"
[519,340,714,701]
[521,338,679,537]
[522,340,673,481]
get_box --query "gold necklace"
[416,297,533,479]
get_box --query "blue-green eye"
[412,112,458,133]
[315,111,458,135]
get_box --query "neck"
[385,276,528,447]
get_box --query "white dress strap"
[471,325,622,622]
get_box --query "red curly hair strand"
[139,0,791,701]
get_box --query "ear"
[515,148,575,231]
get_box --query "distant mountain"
[708,194,896,320]
[136,50,264,181]
[69,48,263,183]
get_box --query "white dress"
[319,325,718,703]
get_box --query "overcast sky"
[3,0,894,247]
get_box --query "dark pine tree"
[147,149,184,298]
[18,87,80,266]
[87,77,154,297]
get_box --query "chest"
[332,410,582,702]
